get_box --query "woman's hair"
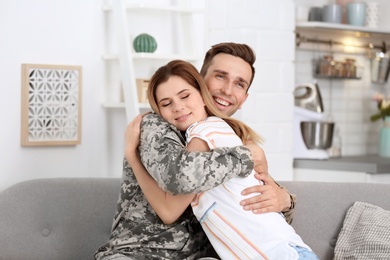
[200,42,256,91]
[148,60,262,144]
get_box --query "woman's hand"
[125,114,143,162]
[244,143,268,174]
[240,172,291,214]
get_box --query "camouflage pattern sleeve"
[282,193,296,224]
[138,113,254,195]
[276,181,296,224]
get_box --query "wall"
[0,0,109,191]
[0,0,297,191]
[207,0,296,181]
[294,0,390,156]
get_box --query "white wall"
[0,0,302,191]
[207,0,296,181]
[0,0,110,191]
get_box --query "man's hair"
[200,42,256,89]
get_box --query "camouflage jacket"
[95,113,254,260]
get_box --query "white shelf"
[296,22,390,36]
[102,4,204,13]
[102,53,200,61]
[102,0,204,121]
[103,102,150,109]
[295,22,390,42]
[296,22,390,53]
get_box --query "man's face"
[203,53,251,116]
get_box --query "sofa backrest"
[280,181,390,260]
[0,178,120,260]
[1,178,389,260]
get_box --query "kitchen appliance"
[293,82,334,159]
[370,51,390,84]
[294,82,324,112]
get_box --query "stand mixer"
[293,82,334,159]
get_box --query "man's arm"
[138,113,254,195]
[240,172,296,224]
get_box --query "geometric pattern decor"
[21,64,82,146]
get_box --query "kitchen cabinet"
[293,155,390,183]
[102,0,205,122]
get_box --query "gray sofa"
[0,178,389,260]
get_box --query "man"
[200,43,294,217]
[95,43,295,260]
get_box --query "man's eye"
[236,82,244,89]
[216,74,224,79]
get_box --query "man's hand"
[240,172,291,214]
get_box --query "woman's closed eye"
[161,101,171,107]
[181,94,190,100]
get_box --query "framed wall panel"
[21,64,82,146]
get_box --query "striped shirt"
[186,116,311,260]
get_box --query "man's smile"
[214,97,231,107]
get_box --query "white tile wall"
[207,0,296,180]
[295,50,383,156]
[207,0,387,180]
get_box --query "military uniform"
[95,113,254,260]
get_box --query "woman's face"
[156,76,208,131]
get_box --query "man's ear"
[238,93,249,109]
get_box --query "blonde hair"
[148,60,262,144]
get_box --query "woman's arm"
[139,113,254,195]
[136,114,295,222]
[125,115,195,225]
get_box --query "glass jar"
[344,58,356,78]
[333,61,344,78]
[328,127,342,157]
[319,55,334,76]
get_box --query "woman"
[96,73,260,259]
[126,60,318,259]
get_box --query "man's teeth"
[215,98,229,106]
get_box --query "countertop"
[293,154,390,174]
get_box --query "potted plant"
[370,93,390,122]
[371,93,390,157]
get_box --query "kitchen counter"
[293,154,390,174]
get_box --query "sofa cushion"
[280,181,390,260]
[334,201,390,259]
